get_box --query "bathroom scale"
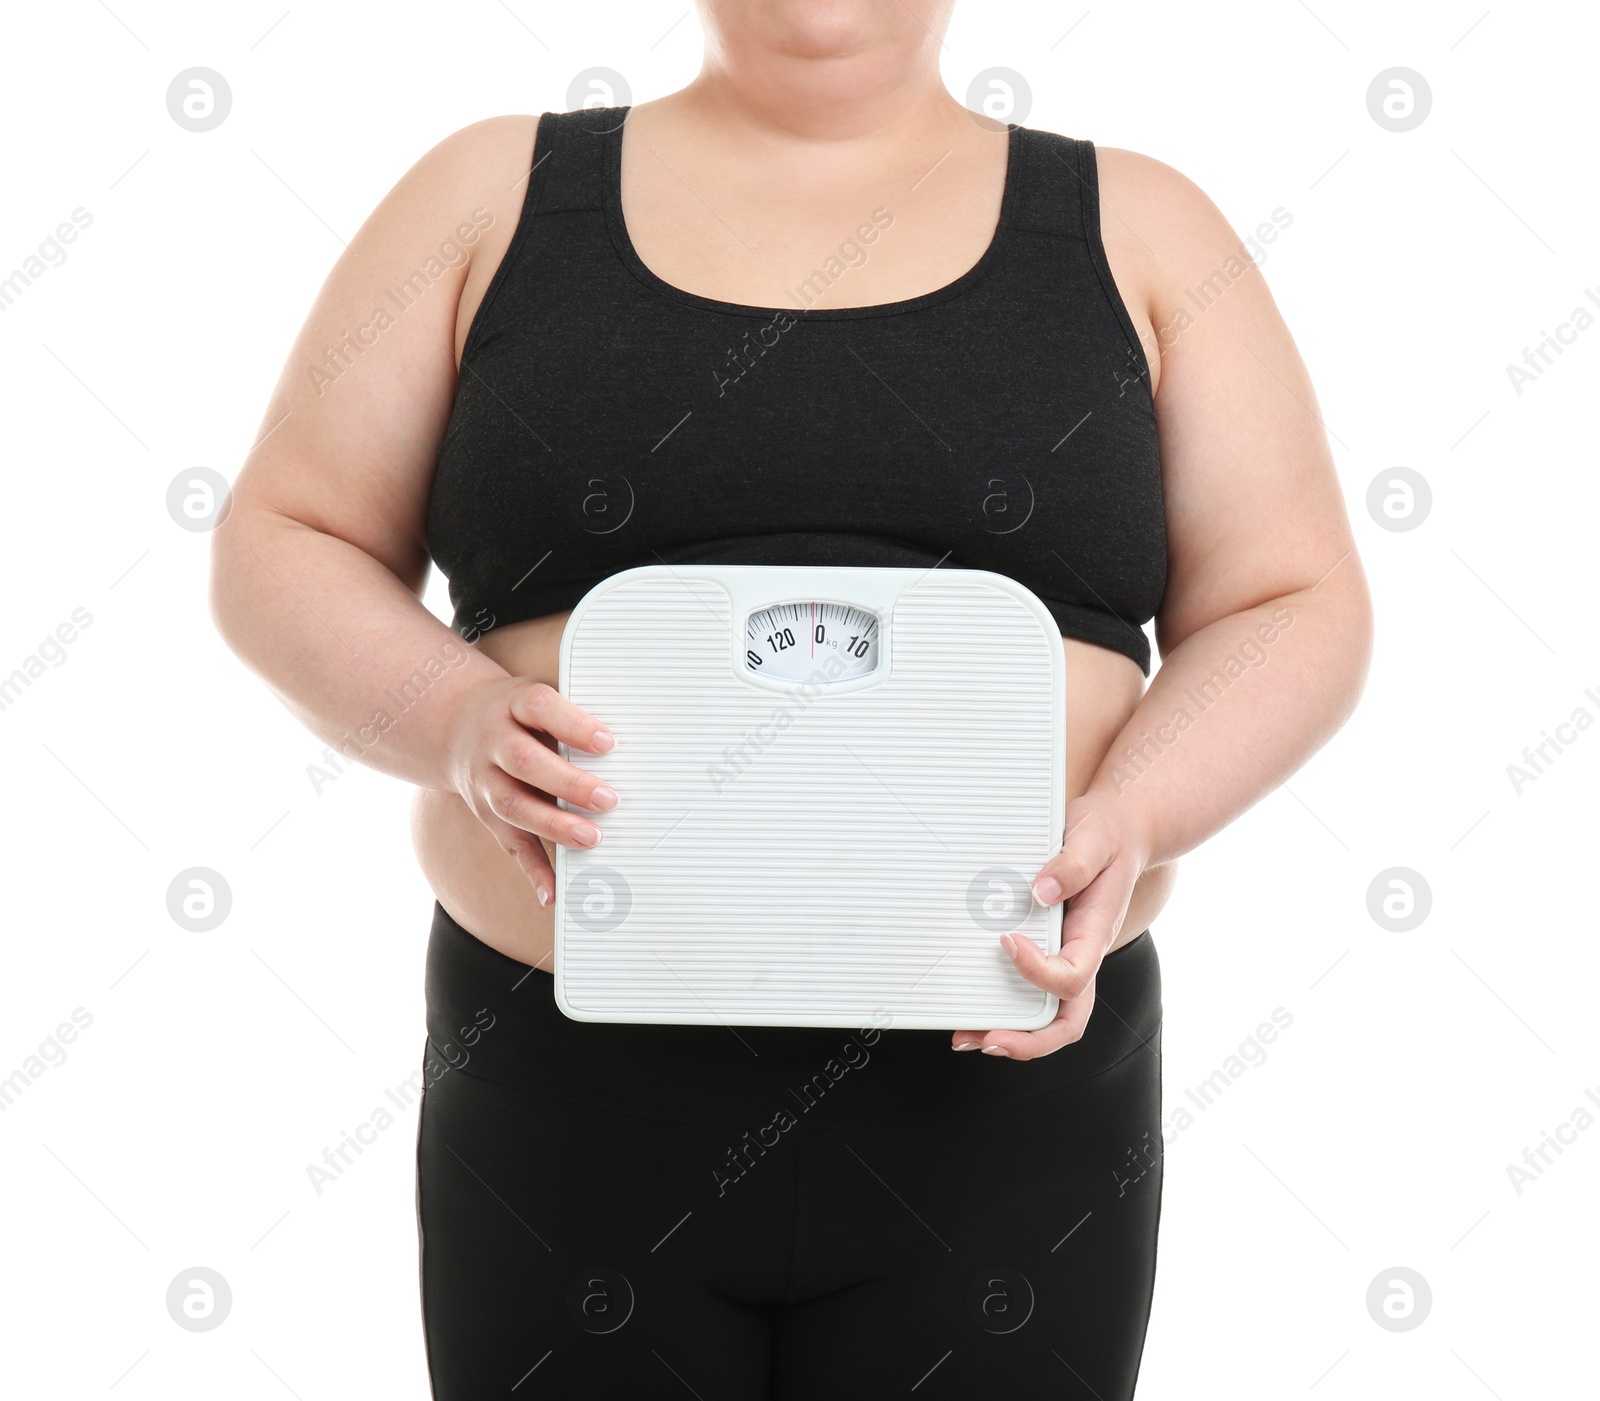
[552,564,1065,1030]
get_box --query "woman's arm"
[1092,149,1374,867]
[964,149,1374,1057]
[209,116,616,901]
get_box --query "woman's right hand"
[440,675,618,906]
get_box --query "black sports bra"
[427,107,1166,673]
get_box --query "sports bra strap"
[529,106,618,216]
[530,108,1094,239]
[1010,127,1096,243]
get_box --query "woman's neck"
[682,60,956,143]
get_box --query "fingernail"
[536,885,550,907]
[1000,933,1018,959]
[573,822,603,846]
[590,784,618,810]
[1033,876,1062,904]
[953,1041,980,1051]
[592,729,615,752]
[981,1045,1011,1057]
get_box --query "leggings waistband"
[423,901,1161,1129]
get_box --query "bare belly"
[411,610,1175,974]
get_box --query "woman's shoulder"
[397,114,542,206]
[1015,124,1241,266]
[1090,144,1235,244]
[339,116,543,282]
[366,115,544,322]
[1051,135,1267,322]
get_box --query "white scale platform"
[553,564,1065,1030]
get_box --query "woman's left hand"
[951,790,1150,1060]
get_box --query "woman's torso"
[413,98,1169,972]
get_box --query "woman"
[210,3,1372,1396]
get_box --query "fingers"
[1056,867,1129,987]
[480,774,607,849]
[495,680,617,816]
[493,727,618,815]
[1031,813,1115,906]
[449,678,618,862]
[999,905,1107,1003]
[508,680,615,754]
[1026,802,1141,1002]
[480,810,558,906]
[948,856,1129,1061]
[950,974,1099,1061]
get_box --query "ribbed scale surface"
[554,572,1063,1027]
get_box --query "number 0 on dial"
[744,601,881,682]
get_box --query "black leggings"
[415,903,1164,1399]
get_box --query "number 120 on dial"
[744,601,881,682]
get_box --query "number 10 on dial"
[744,601,881,682]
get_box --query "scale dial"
[744,601,881,682]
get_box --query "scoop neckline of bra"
[597,106,1025,321]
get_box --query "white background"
[1,1,1595,1396]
